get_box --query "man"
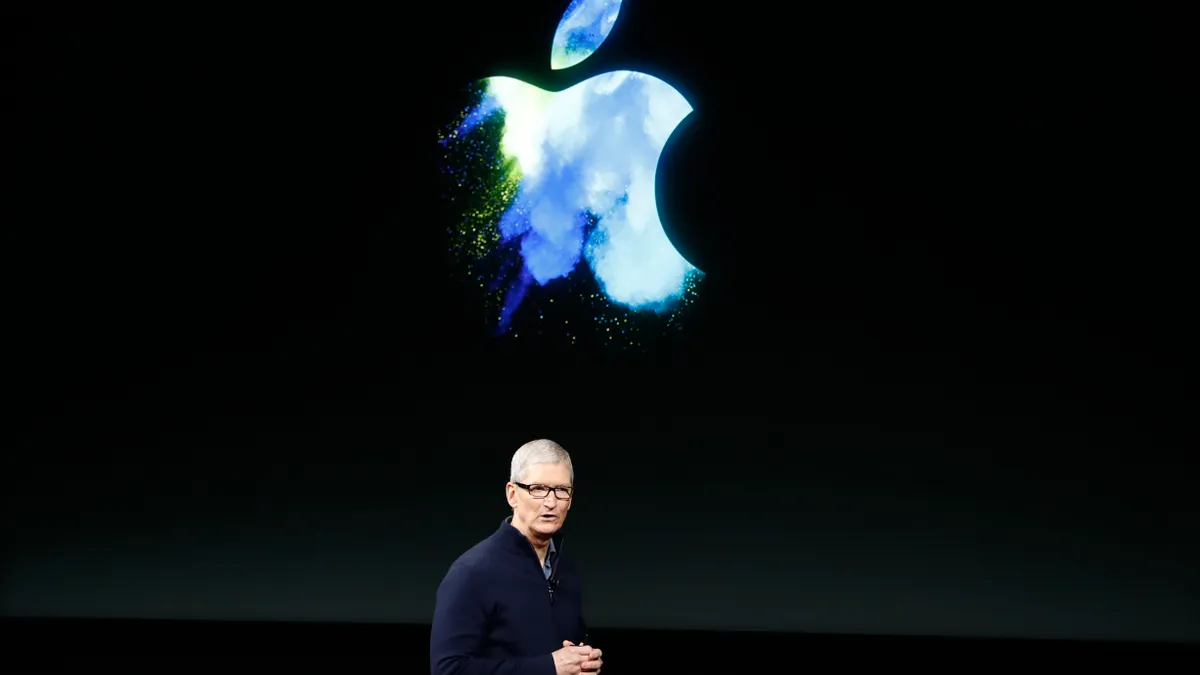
[430,439,604,675]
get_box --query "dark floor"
[3,617,1195,673]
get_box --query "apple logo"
[440,0,703,343]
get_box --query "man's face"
[506,462,573,540]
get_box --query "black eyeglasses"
[514,482,573,500]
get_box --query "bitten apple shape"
[448,0,702,333]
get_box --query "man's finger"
[562,640,574,647]
[589,649,602,659]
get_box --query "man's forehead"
[522,462,572,484]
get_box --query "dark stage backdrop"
[5,3,1197,644]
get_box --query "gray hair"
[509,439,574,484]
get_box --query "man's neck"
[510,519,552,558]
[528,535,551,558]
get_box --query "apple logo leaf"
[550,0,623,70]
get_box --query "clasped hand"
[553,639,602,675]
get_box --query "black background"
[5,1,1198,646]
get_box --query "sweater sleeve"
[430,563,557,675]
[572,558,588,645]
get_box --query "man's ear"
[505,482,518,508]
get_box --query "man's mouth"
[539,514,557,520]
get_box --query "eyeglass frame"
[513,481,574,500]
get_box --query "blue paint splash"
[476,73,700,333]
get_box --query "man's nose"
[543,493,558,507]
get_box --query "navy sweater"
[430,518,587,675]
